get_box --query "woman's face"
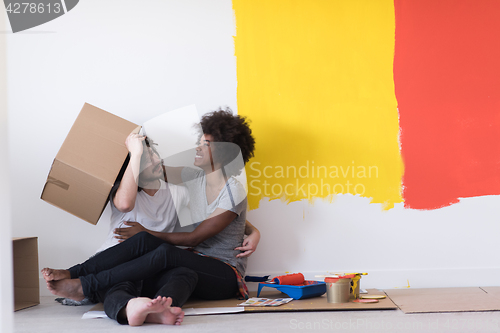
[194,134,214,169]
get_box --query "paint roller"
[270,273,305,285]
[257,273,327,299]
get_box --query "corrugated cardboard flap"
[13,238,39,311]
[55,103,140,183]
[41,159,115,224]
[385,287,500,313]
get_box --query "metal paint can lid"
[353,298,379,303]
[325,274,355,283]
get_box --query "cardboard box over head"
[41,103,141,224]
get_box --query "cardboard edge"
[384,287,500,314]
[383,289,403,312]
[12,237,40,311]
[39,199,99,225]
[40,160,117,225]
[14,302,40,312]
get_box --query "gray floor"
[14,296,500,333]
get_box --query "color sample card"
[239,298,293,307]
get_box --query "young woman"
[43,108,257,326]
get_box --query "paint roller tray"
[257,281,326,300]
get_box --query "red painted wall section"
[394,0,500,209]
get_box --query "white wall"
[5,0,500,300]
[7,0,238,295]
[1,6,13,333]
[246,196,500,289]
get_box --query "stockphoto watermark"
[3,0,79,33]
[290,318,429,331]
[247,161,379,199]
[288,317,499,331]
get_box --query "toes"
[164,297,172,307]
[46,282,56,294]
[41,268,52,281]
[171,307,183,315]
[175,314,184,325]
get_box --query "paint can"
[350,274,361,299]
[325,276,352,303]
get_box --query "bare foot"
[41,268,70,282]
[46,279,85,301]
[126,296,169,326]
[145,297,184,325]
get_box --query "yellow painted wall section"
[233,0,403,210]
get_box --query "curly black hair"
[199,107,255,175]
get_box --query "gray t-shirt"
[181,167,247,276]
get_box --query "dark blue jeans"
[103,267,198,324]
[68,232,238,301]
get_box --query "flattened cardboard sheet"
[183,289,397,313]
[385,287,500,313]
[87,289,396,315]
[13,237,39,311]
[481,287,500,299]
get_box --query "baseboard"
[39,278,52,297]
[244,268,500,291]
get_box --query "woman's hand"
[235,228,260,258]
[114,221,148,242]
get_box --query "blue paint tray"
[257,280,326,300]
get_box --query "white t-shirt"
[96,179,189,253]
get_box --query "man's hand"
[235,229,260,258]
[125,133,145,156]
[114,221,148,242]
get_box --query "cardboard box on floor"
[13,237,39,311]
[41,103,140,224]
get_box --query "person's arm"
[235,220,260,258]
[113,133,144,212]
[114,208,236,247]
